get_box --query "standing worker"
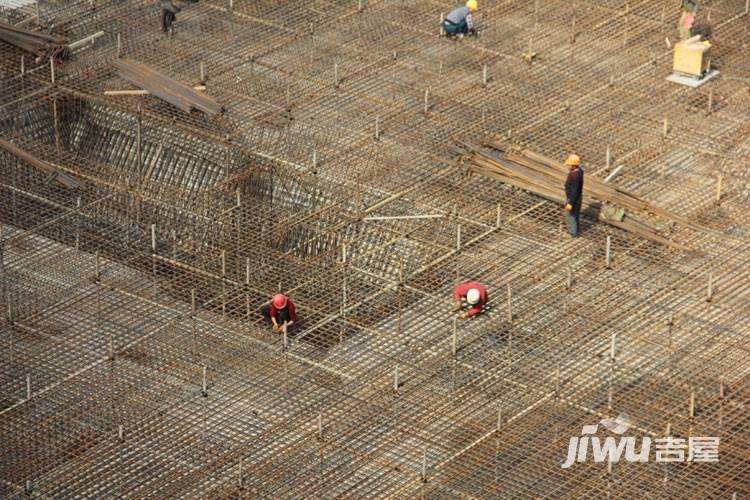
[453,281,488,319]
[261,293,297,334]
[678,0,699,40]
[442,1,479,38]
[160,0,181,34]
[563,154,584,237]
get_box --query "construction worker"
[678,0,699,40]
[453,281,488,319]
[160,0,181,34]
[261,293,297,334]
[442,0,478,38]
[563,154,584,237]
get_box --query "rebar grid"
[0,0,749,497]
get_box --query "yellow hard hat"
[564,154,581,167]
[466,0,478,11]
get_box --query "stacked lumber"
[0,21,69,60]
[113,59,223,116]
[457,140,702,250]
[0,137,81,189]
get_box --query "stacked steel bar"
[0,20,68,60]
[113,58,223,116]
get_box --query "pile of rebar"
[0,21,68,60]
[113,58,223,116]
[458,140,703,249]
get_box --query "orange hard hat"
[272,294,288,309]
[564,154,581,167]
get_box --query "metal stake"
[715,175,723,204]
[506,284,512,323]
[451,318,457,357]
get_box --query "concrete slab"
[666,70,720,88]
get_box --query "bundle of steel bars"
[457,140,701,249]
[113,58,223,116]
[0,20,68,60]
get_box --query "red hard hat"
[272,293,288,309]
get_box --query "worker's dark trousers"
[442,19,469,35]
[565,210,580,237]
[260,304,291,325]
[161,10,175,32]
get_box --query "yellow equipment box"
[673,36,712,77]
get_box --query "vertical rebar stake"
[706,272,713,302]
[26,373,31,400]
[482,64,488,87]
[201,365,208,397]
[451,317,457,358]
[506,284,512,323]
[689,391,696,418]
[715,175,723,204]
[50,57,55,83]
[374,115,380,141]
[424,88,429,114]
[117,33,121,57]
[605,235,612,269]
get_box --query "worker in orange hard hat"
[563,154,584,237]
[442,1,479,38]
[260,293,297,334]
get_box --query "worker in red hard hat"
[260,293,297,333]
[453,281,488,319]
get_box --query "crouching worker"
[443,0,478,38]
[453,281,488,319]
[261,293,297,334]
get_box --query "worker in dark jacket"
[453,281,488,319]
[563,154,584,237]
[160,0,181,33]
[261,294,297,334]
[442,0,478,37]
